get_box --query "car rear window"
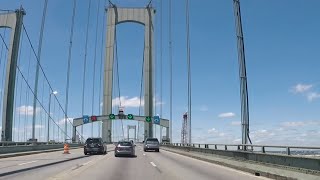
[86,139,100,144]
[146,138,159,144]
[119,142,132,146]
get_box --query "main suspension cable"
[21,24,81,138]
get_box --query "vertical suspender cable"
[138,41,146,142]
[159,0,163,141]
[169,0,173,143]
[81,0,92,141]
[114,25,124,139]
[25,47,32,141]
[52,97,56,140]
[160,0,163,121]
[40,77,45,141]
[91,0,101,138]
[32,0,48,141]
[185,0,192,144]
[17,32,24,142]
[153,1,157,138]
[13,59,20,142]
[65,0,77,142]
[98,0,107,137]
[98,0,107,138]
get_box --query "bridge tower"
[0,8,25,142]
[102,4,155,143]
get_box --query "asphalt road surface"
[0,145,268,180]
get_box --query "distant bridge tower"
[181,112,188,144]
[1,8,25,142]
[102,4,155,143]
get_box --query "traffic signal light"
[127,114,134,120]
[91,116,97,122]
[146,116,152,122]
[109,114,115,119]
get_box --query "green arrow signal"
[109,114,115,119]
[146,116,152,122]
[128,114,134,120]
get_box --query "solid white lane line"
[18,161,37,166]
[150,162,157,167]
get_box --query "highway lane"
[46,145,269,180]
[0,145,115,180]
[0,145,269,180]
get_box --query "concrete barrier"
[162,145,320,172]
[0,144,82,154]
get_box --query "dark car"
[84,138,107,155]
[114,141,135,157]
[143,138,160,152]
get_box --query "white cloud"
[57,117,74,125]
[281,120,320,127]
[230,121,241,126]
[233,138,241,143]
[307,92,320,102]
[112,96,142,108]
[199,105,208,112]
[282,121,306,127]
[291,83,313,94]
[218,112,236,118]
[207,128,217,134]
[16,105,40,116]
[112,96,164,108]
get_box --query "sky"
[0,0,320,146]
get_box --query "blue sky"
[1,0,320,146]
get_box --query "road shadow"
[0,155,90,178]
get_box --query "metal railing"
[162,143,320,156]
[0,141,81,147]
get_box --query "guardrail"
[0,141,83,147]
[162,143,320,156]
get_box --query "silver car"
[114,141,135,157]
[143,138,160,152]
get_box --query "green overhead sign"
[146,116,152,122]
[127,114,134,120]
[109,114,115,119]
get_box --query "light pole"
[47,91,58,143]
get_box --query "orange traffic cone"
[63,143,70,154]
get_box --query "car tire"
[156,149,160,152]
[115,154,118,157]
[104,150,107,154]
[84,152,87,155]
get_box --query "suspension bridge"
[0,0,319,179]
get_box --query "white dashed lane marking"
[150,162,157,167]
[18,161,37,166]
